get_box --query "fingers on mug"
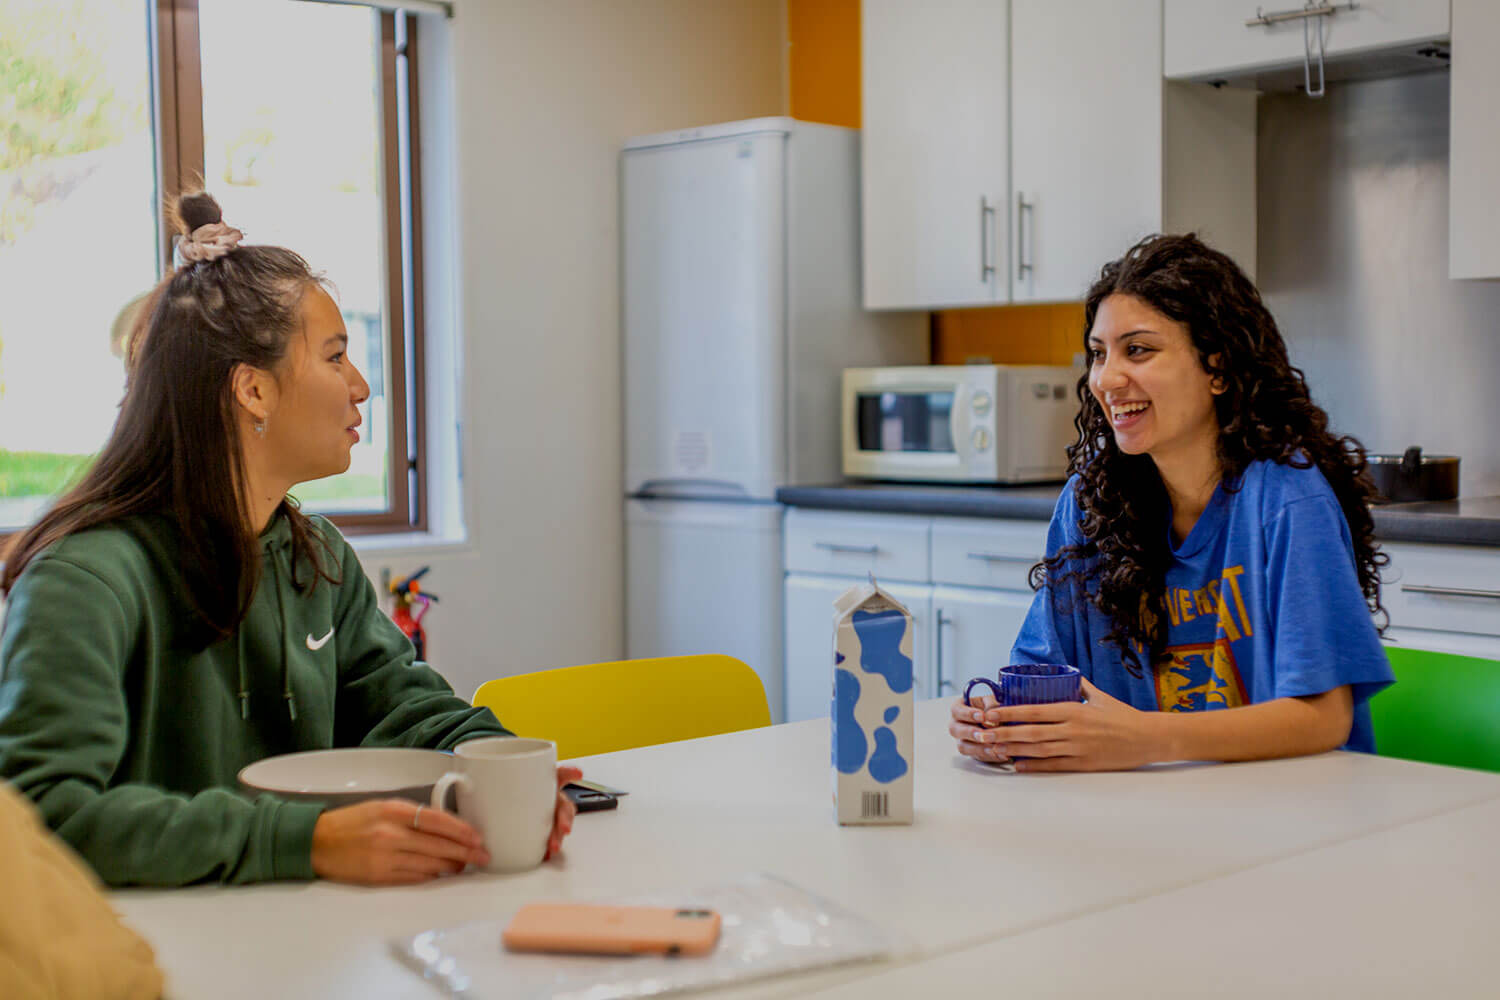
[963,677,1003,709]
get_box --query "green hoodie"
[0,510,511,887]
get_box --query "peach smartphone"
[501,902,722,956]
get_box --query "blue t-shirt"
[1012,460,1394,753]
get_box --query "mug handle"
[963,677,1003,708]
[431,771,470,812]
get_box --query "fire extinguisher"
[388,566,438,660]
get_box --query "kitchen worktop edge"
[776,484,1500,548]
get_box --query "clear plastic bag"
[390,872,894,999]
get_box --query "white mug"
[431,737,557,873]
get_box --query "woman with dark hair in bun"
[949,233,1395,772]
[0,192,579,887]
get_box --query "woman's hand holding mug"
[951,666,1163,772]
[310,738,582,886]
[310,798,489,886]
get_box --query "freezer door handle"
[633,478,751,500]
[814,542,881,556]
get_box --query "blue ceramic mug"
[964,662,1083,709]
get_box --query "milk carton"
[831,578,914,825]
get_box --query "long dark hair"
[2,192,337,640]
[1035,233,1386,675]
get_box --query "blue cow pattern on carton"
[833,610,912,781]
[852,609,913,693]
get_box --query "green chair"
[1370,646,1500,773]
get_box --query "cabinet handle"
[967,551,1032,564]
[1244,3,1356,28]
[1016,192,1034,280]
[814,541,880,556]
[1301,6,1327,97]
[936,609,955,695]
[1400,584,1500,601]
[1246,2,1357,98]
[979,196,997,284]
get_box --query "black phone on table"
[562,783,619,812]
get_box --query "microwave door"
[847,383,972,480]
[853,388,958,455]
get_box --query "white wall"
[359,1,787,701]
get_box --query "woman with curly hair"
[949,233,1394,772]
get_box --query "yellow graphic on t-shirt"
[1157,639,1249,712]
[1163,565,1252,641]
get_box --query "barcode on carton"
[861,791,889,819]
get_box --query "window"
[0,0,426,534]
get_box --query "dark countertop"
[1367,496,1500,547]
[776,483,1500,548]
[777,482,1068,520]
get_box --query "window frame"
[152,0,427,534]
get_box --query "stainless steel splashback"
[1257,71,1500,496]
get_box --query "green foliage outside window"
[0,0,147,244]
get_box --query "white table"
[799,796,1500,999]
[113,700,1500,999]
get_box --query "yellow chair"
[471,654,772,760]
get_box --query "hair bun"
[176,191,223,235]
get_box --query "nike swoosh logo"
[306,628,334,651]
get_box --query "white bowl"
[238,748,455,807]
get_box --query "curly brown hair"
[1034,233,1386,676]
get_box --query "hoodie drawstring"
[237,523,301,725]
[236,627,250,720]
[269,548,299,722]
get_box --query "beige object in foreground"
[0,782,164,1000]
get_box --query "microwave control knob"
[971,427,991,452]
[971,391,992,415]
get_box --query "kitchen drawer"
[1381,542,1500,639]
[931,516,1048,591]
[784,509,930,582]
[1383,627,1500,664]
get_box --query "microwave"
[841,365,1079,484]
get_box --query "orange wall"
[787,0,861,127]
[786,0,1082,366]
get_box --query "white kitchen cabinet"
[1450,0,1500,279]
[1008,0,1163,303]
[933,585,1034,699]
[784,572,934,723]
[931,515,1047,590]
[784,508,1500,720]
[1383,626,1500,663]
[861,0,1009,308]
[1379,540,1500,662]
[783,508,930,582]
[862,0,1256,310]
[782,507,1049,721]
[1164,0,1449,83]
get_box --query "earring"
[253,419,266,438]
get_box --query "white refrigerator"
[622,117,926,722]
